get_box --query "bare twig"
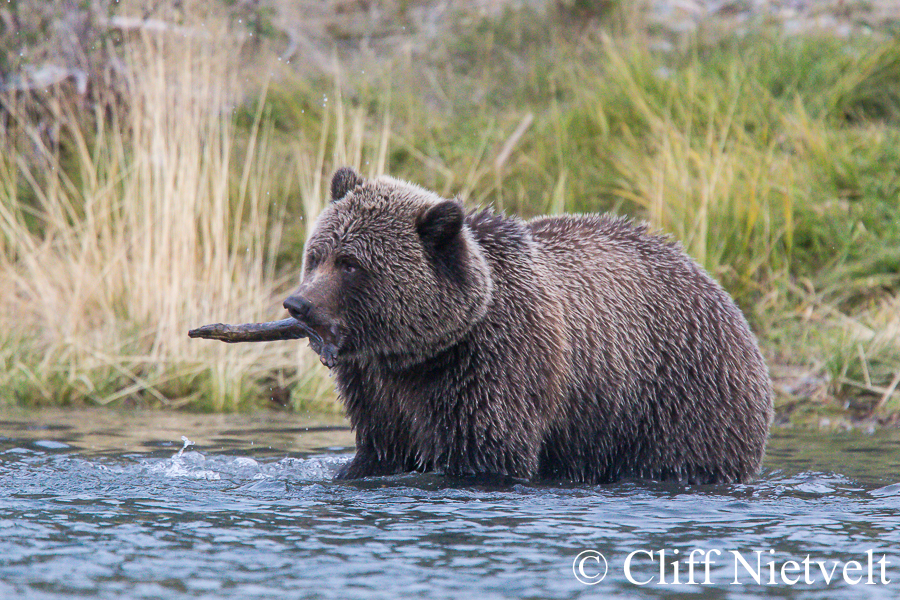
[857,343,872,387]
[871,371,900,415]
[839,376,900,399]
[1,65,88,94]
[101,16,212,38]
[494,112,534,171]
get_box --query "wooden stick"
[188,318,311,343]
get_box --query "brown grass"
[0,32,318,410]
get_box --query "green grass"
[1,3,898,420]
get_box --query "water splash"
[175,435,194,458]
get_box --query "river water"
[1,408,899,599]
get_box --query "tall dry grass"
[0,32,387,410]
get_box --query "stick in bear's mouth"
[188,318,316,344]
[188,318,340,368]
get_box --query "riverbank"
[0,1,897,424]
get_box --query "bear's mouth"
[283,296,344,368]
[298,322,343,368]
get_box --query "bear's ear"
[417,199,464,250]
[330,167,363,202]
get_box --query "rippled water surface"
[2,409,900,599]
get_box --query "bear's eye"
[336,257,360,275]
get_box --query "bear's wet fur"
[283,167,773,484]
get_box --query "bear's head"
[284,167,493,367]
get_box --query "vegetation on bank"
[0,2,898,423]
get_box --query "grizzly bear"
[284,167,773,484]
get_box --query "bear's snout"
[283,295,313,322]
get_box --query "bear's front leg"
[334,446,407,480]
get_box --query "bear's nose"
[284,295,313,322]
